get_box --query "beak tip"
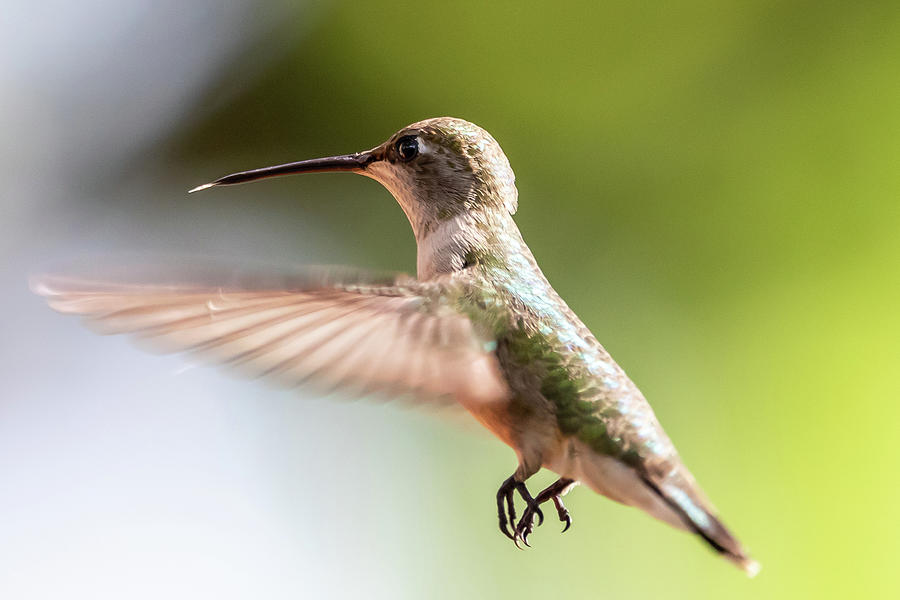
[188,182,216,194]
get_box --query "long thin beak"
[188,151,377,193]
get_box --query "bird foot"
[504,477,576,546]
[496,476,543,547]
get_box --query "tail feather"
[642,476,760,577]
[572,440,759,575]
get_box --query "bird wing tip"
[28,273,59,297]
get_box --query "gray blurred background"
[2,2,899,599]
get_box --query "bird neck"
[414,208,534,281]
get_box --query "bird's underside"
[32,262,758,575]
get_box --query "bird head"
[190,117,518,240]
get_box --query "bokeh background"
[3,2,899,598]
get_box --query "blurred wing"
[31,270,508,406]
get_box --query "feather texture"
[31,270,509,406]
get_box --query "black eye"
[395,136,419,161]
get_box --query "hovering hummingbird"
[33,117,758,575]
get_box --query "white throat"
[415,214,473,280]
[415,211,519,281]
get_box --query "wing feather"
[32,270,508,406]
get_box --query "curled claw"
[515,516,534,547]
[514,481,544,546]
[499,517,515,541]
[497,498,515,540]
[553,495,572,532]
[513,499,543,546]
[496,476,518,542]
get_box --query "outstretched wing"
[31,267,508,406]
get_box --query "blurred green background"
[3,1,899,599]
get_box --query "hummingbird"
[33,117,758,575]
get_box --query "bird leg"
[514,478,577,545]
[496,475,543,547]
